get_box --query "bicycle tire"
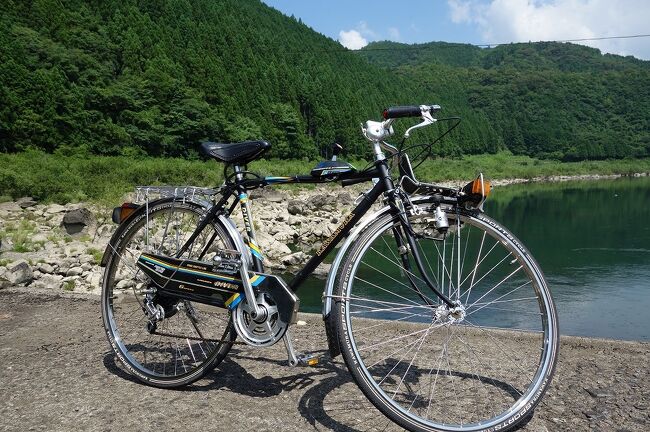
[101,199,237,388]
[334,204,559,431]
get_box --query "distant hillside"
[360,41,650,160]
[1,1,648,161]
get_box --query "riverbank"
[2,150,650,204]
[0,173,649,294]
[0,287,648,431]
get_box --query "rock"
[313,263,332,278]
[66,267,84,277]
[307,194,330,210]
[0,237,14,252]
[38,263,55,274]
[337,192,353,204]
[62,208,95,235]
[31,274,63,289]
[64,244,82,257]
[0,202,22,213]
[86,272,102,290]
[287,200,303,215]
[80,263,92,272]
[0,276,9,290]
[16,197,37,208]
[116,279,135,290]
[6,260,33,285]
[282,251,307,266]
[585,388,614,398]
[250,188,284,203]
[45,204,67,214]
[287,216,301,226]
[31,233,48,243]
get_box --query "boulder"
[62,208,95,235]
[38,263,55,274]
[45,204,67,214]
[287,200,305,215]
[0,202,22,213]
[16,197,37,208]
[6,260,33,285]
[66,267,84,277]
[281,251,308,266]
[0,237,14,252]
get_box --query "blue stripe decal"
[251,275,266,287]
[250,248,264,260]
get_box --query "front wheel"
[334,205,558,432]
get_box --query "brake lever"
[404,110,436,139]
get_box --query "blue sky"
[262,0,650,60]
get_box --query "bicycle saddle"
[200,140,271,164]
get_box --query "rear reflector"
[112,203,139,224]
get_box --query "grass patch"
[62,280,75,291]
[1,150,650,204]
[1,220,41,252]
[86,247,103,265]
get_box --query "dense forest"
[359,41,650,160]
[1,0,648,162]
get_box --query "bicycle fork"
[389,194,455,308]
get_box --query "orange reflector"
[307,358,319,366]
[120,203,137,221]
[112,203,139,224]
[471,178,491,197]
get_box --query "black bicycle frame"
[176,159,454,306]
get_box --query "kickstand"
[282,327,321,367]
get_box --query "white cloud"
[339,21,379,49]
[339,29,368,49]
[447,0,650,59]
[448,0,472,23]
[357,21,378,38]
[388,27,401,40]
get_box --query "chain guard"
[232,278,299,347]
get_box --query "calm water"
[291,177,650,341]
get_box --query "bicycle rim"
[101,201,236,386]
[336,208,558,431]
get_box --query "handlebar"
[383,105,441,119]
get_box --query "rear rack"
[134,186,222,209]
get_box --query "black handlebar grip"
[383,106,422,119]
[382,105,442,119]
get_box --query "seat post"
[233,164,264,273]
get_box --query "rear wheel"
[334,205,558,431]
[101,199,237,388]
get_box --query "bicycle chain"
[151,330,246,345]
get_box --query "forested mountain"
[1,0,648,161]
[360,41,650,160]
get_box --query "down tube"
[289,181,385,292]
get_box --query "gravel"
[1,287,648,432]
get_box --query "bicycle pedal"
[297,353,324,367]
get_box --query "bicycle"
[100,104,559,432]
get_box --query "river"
[292,177,650,342]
